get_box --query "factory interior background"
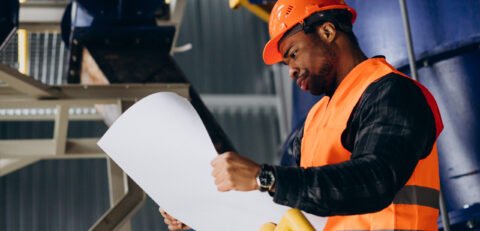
[1,0,479,230]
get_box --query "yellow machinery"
[260,209,315,231]
[229,0,272,22]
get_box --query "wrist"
[256,164,276,192]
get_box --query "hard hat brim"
[263,31,285,65]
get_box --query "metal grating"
[29,32,68,84]
[0,32,68,85]
[0,34,18,70]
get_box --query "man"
[162,0,443,230]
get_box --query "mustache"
[297,70,309,79]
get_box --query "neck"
[331,44,367,95]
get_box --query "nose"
[289,68,299,80]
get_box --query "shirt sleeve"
[271,74,437,216]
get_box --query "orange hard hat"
[263,0,357,65]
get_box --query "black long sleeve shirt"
[272,73,437,216]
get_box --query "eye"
[289,50,298,60]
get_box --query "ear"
[316,22,336,44]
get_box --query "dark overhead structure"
[0,0,19,50]
[62,0,235,152]
[63,0,236,229]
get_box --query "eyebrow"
[283,46,293,60]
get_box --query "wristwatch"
[256,164,275,192]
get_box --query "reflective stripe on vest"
[341,230,422,231]
[301,57,443,231]
[393,185,439,210]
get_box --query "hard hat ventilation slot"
[285,5,294,16]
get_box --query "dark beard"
[309,51,336,96]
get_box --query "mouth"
[296,74,309,91]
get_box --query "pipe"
[439,190,451,231]
[399,1,450,230]
[17,29,29,75]
[398,0,418,81]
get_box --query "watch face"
[260,167,274,188]
[260,174,270,186]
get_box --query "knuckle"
[225,152,234,159]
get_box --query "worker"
[162,0,444,230]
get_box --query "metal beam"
[53,105,69,155]
[0,99,119,108]
[58,84,190,99]
[108,159,128,207]
[0,158,40,176]
[0,84,189,102]
[399,0,418,81]
[169,0,187,55]
[17,29,30,75]
[399,1,450,230]
[90,100,145,231]
[89,178,145,231]
[0,139,105,159]
[107,159,132,231]
[0,140,55,157]
[0,109,103,121]
[18,2,66,32]
[201,94,278,109]
[0,63,189,100]
[0,63,58,98]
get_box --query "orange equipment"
[260,208,315,231]
[263,0,356,65]
[301,57,443,230]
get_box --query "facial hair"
[309,41,337,96]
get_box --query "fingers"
[166,220,184,231]
[216,179,233,192]
[159,209,175,220]
[159,208,167,217]
[159,208,188,231]
[211,151,233,166]
[211,151,260,192]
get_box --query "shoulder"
[363,73,425,102]
[353,72,436,127]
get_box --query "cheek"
[298,52,323,73]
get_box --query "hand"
[159,209,191,231]
[211,151,261,192]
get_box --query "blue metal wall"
[417,50,480,227]
[348,0,480,67]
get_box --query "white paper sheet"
[97,92,326,231]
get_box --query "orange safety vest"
[301,57,443,231]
